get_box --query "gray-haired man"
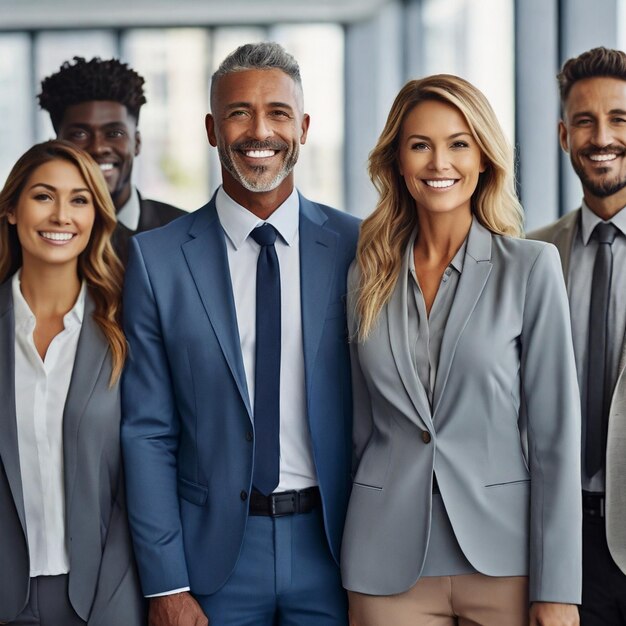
[121,42,359,626]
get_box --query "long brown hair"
[0,140,126,383]
[355,74,523,340]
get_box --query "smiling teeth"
[99,163,114,171]
[425,179,456,188]
[245,150,276,158]
[41,232,73,241]
[589,154,617,162]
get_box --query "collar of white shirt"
[215,185,299,250]
[580,200,626,245]
[12,271,86,334]
[116,186,141,232]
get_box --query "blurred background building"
[0,0,624,228]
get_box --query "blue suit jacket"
[121,193,360,595]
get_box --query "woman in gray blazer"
[342,76,582,626]
[0,141,145,625]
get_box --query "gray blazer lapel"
[433,220,492,417]
[0,279,26,532]
[299,196,339,383]
[63,294,108,504]
[182,203,251,417]
[387,243,432,429]
[548,209,579,286]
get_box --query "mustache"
[232,139,288,152]
[581,145,626,157]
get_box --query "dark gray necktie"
[250,224,281,495]
[586,221,618,477]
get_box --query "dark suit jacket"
[121,193,360,595]
[111,192,186,265]
[0,279,145,625]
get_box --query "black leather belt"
[582,491,605,518]
[249,487,320,517]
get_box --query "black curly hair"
[38,56,147,131]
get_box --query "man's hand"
[530,602,579,626]
[149,592,209,626]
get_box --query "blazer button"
[240,490,248,501]
[245,431,253,442]
[422,431,432,444]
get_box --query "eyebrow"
[224,101,295,111]
[572,108,626,119]
[65,121,128,128]
[28,182,91,194]
[406,131,472,141]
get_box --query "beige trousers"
[349,573,529,626]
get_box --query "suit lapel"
[432,219,493,417]
[387,239,432,430]
[182,201,251,417]
[0,279,27,532]
[63,294,108,507]
[299,196,339,384]
[549,209,579,286]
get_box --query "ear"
[206,114,217,147]
[479,155,487,174]
[7,209,16,225]
[299,113,311,145]
[558,120,569,153]
[134,130,142,157]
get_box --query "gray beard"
[218,144,299,193]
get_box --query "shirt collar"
[12,271,86,332]
[215,186,299,249]
[580,200,626,245]
[116,187,141,232]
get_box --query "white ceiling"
[0,0,393,30]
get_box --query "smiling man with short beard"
[121,42,360,626]
[530,47,626,626]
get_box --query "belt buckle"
[270,490,297,517]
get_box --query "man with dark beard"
[530,47,626,625]
[121,42,359,626]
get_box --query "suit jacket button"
[422,431,432,444]
[240,490,248,501]
[246,431,253,442]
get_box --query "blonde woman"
[0,140,145,625]
[341,76,581,626]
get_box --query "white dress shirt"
[216,185,317,492]
[13,273,85,577]
[116,187,141,231]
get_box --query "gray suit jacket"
[341,219,582,603]
[530,209,626,575]
[0,278,145,625]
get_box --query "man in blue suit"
[121,42,360,626]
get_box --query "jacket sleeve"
[521,244,582,603]
[120,236,190,596]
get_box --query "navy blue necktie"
[586,222,618,477]
[250,224,281,495]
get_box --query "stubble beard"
[572,149,626,198]
[218,141,299,193]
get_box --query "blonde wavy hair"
[0,140,126,383]
[355,74,523,340]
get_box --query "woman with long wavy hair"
[340,76,582,626]
[0,140,145,625]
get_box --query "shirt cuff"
[146,587,191,598]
